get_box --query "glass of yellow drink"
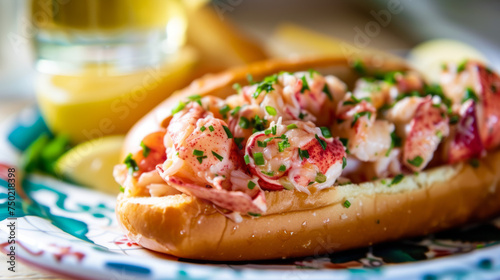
[30,0,187,74]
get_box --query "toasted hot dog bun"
[116,54,500,261]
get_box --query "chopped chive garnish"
[343,200,351,208]
[244,154,250,164]
[322,84,333,101]
[223,125,233,139]
[252,115,267,131]
[257,141,267,148]
[200,126,206,132]
[124,153,139,175]
[342,95,372,106]
[457,60,467,72]
[351,111,372,128]
[352,59,366,75]
[407,155,423,167]
[193,149,204,156]
[298,148,309,160]
[342,156,347,169]
[339,138,348,146]
[449,115,460,125]
[315,172,326,183]
[253,152,265,165]
[300,76,310,93]
[264,137,275,144]
[320,127,332,138]
[308,69,320,77]
[247,181,256,189]
[389,174,404,186]
[265,106,277,116]
[339,138,350,154]
[271,125,277,135]
[436,130,443,139]
[264,129,272,135]
[140,141,150,158]
[196,156,207,164]
[279,164,287,172]
[287,124,298,130]
[239,116,250,129]
[119,186,125,193]
[230,106,241,116]
[298,111,306,120]
[315,134,327,150]
[234,137,244,149]
[469,158,480,168]
[188,94,201,101]
[278,138,290,152]
[233,83,242,92]
[248,212,261,217]
[219,104,231,116]
[172,101,186,114]
[212,151,224,161]
[462,87,479,103]
[209,125,215,132]
[261,170,274,176]
[386,131,402,157]
[252,74,277,98]
[247,73,254,84]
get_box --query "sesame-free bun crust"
[116,54,500,261]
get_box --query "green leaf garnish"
[193,149,204,156]
[265,106,277,116]
[253,152,265,165]
[223,125,233,139]
[315,172,326,183]
[320,127,332,138]
[140,141,150,158]
[407,156,423,167]
[171,101,186,114]
[315,134,327,150]
[248,181,256,189]
[298,148,309,160]
[300,76,310,93]
[389,174,404,186]
[124,153,139,175]
[212,151,224,161]
[343,200,351,208]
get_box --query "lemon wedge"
[408,39,486,82]
[36,47,198,144]
[55,135,125,194]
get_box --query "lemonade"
[35,47,198,143]
[30,0,187,73]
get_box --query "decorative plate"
[1,107,500,280]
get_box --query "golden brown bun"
[117,54,500,261]
[117,153,500,260]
